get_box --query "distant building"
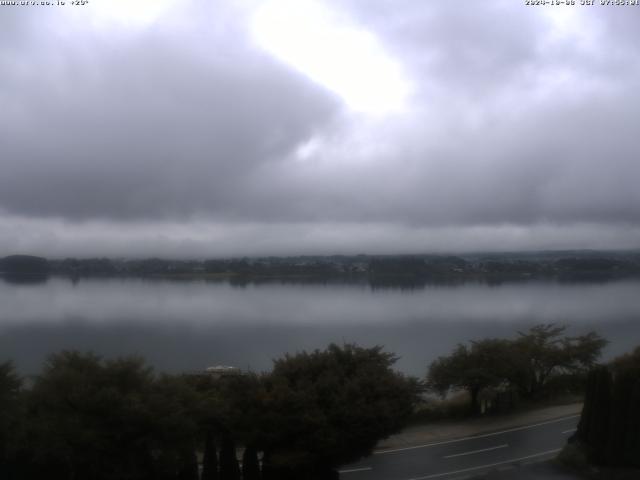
[204,365,243,379]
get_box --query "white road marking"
[407,448,562,480]
[338,467,373,474]
[375,415,580,455]
[443,444,508,459]
[562,428,577,434]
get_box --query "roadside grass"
[409,391,584,425]
[409,392,471,424]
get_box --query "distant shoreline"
[2,251,640,286]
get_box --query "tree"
[0,362,21,397]
[258,344,419,477]
[201,431,219,480]
[607,346,640,467]
[576,366,612,464]
[0,361,22,477]
[611,345,640,375]
[427,325,608,412]
[511,324,607,398]
[16,351,200,480]
[575,345,640,468]
[427,339,514,414]
[219,436,241,480]
[177,447,199,480]
[242,445,261,480]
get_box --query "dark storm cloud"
[0,2,338,220]
[1,0,639,255]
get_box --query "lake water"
[1,276,639,376]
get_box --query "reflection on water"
[0,273,49,285]
[1,276,639,375]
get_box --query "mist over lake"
[1,276,638,376]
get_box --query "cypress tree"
[607,370,640,467]
[242,446,261,480]
[177,448,199,480]
[219,436,241,480]
[259,452,275,480]
[576,351,640,468]
[202,432,219,480]
[626,379,640,468]
[576,368,595,441]
[577,366,611,464]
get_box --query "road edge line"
[408,448,562,480]
[375,414,579,455]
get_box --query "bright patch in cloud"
[82,0,178,28]
[251,0,410,114]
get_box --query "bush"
[259,344,419,473]
[409,392,470,423]
[556,442,590,472]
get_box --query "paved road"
[339,415,579,480]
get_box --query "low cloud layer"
[1,1,639,256]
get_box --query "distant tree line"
[426,324,608,414]
[0,255,49,276]
[0,344,419,480]
[3,252,640,284]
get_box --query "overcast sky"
[1,0,640,257]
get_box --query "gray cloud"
[1,3,338,220]
[1,0,639,255]
[2,213,640,258]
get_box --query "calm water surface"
[1,277,639,376]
